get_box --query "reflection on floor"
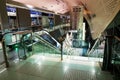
[0,54,112,80]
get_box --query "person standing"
[49,19,54,29]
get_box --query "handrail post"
[61,42,63,61]
[2,38,9,68]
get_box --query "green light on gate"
[15,47,18,52]
[13,44,19,49]
[15,44,18,47]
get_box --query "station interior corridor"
[0,0,120,80]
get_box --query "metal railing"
[87,37,105,62]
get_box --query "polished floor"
[0,54,113,80]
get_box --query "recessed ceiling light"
[55,12,58,14]
[26,4,33,9]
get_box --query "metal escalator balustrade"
[63,33,83,58]
[63,39,88,57]
[33,30,61,54]
[62,31,105,61]
[87,37,105,62]
[111,36,120,79]
[33,34,61,53]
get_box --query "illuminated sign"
[30,10,42,17]
[6,6,16,16]
[30,10,42,15]
[6,6,16,12]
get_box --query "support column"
[54,15,62,26]
[61,42,63,60]
[0,0,9,30]
[0,0,10,68]
[71,6,83,30]
[2,39,9,68]
[71,6,84,40]
[16,8,31,27]
[102,36,113,71]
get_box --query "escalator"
[12,30,61,59]
[1,29,61,63]
[0,29,62,71]
[18,30,61,57]
[32,30,61,55]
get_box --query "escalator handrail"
[33,33,61,53]
[35,29,60,44]
[34,30,61,47]
[34,33,56,47]
[87,38,100,56]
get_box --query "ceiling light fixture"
[55,12,58,14]
[26,4,33,9]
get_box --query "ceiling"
[7,0,85,14]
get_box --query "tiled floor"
[0,54,113,80]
